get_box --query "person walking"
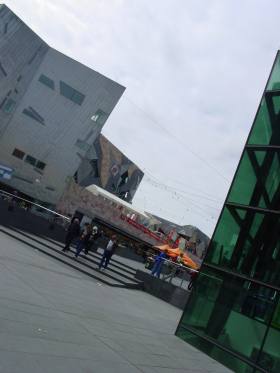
[84,226,100,255]
[98,234,118,270]
[151,249,168,278]
[75,223,92,258]
[63,218,80,252]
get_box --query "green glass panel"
[265,152,280,204]
[176,327,254,372]
[205,207,280,286]
[248,94,280,146]
[179,268,274,364]
[267,52,280,91]
[228,151,258,207]
[258,297,280,372]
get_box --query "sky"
[5,0,280,236]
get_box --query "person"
[99,234,118,270]
[163,252,184,283]
[188,269,198,290]
[62,218,80,252]
[84,226,100,255]
[151,249,168,278]
[75,223,92,258]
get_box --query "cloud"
[5,0,280,235]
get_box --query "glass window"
[176,327,254,373]
[22,106,45,125]
[204,207,280,286]
[3,98,16,113]
[36,161,46,170]
[0,61,7,77]
[59,81,85,105]
[38,74,55,90]
[25,155,36,166]
[267,52,280,91]
[228,150,280,209]
[91,109,108,125]
[179,268,273,363]
[12,148,25,159]
[258,296,280,372]
[248,93,280,146]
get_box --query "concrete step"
[40,235,138,276]
[1,226,143,289]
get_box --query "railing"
[0,189,70,224]
[145,253,198,290]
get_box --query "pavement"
[0,229,231,373]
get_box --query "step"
[11,227,143,288]
[1,226,143,289]
[40,235,140,275]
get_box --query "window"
[91,109,108,125]
[0,61,7,77]
[36,161,46,170]
[25,155,36,166]
[22,106,45,125]
[45,186,55,192]
[2,98,16,113]
[38,74,55,90]
[12,148,25,160]
[59,81,85,105]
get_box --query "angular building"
[75,133,144,203]
[176,52,280,373]
[0,4,127,205]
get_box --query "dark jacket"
[67,221,80,238]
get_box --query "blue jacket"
[155,252,166,263]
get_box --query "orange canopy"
[154,244,198,270]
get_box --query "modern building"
[75,133,144,203]
[0,4,131,206]
[176,52,280,372]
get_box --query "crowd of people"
[62,217,118,271]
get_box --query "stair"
[0,225,144,289]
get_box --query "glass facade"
[176,52,280,373]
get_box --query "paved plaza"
[0,230,231,373]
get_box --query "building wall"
[76,134,144,202]
[176,52,280,373]
[0,4,49,138]
[0,5,125,204]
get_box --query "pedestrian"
[98,234,118,270]
[75,223,92,258]
[151,249,168,278]
[84,226,100,255]
[62,218,80,252]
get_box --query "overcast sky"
[5,0,280,236]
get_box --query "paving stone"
[0,231,232,373]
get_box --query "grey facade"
[0,4,126,205]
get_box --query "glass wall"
[176,51,280,373]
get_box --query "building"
[75,133,144,203]
[176,52,280,373]
[0,4,127,206]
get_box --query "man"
[75,223,92,258]
[151,249,168,278]
[99,234,118,270]
[62,218,80,252]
